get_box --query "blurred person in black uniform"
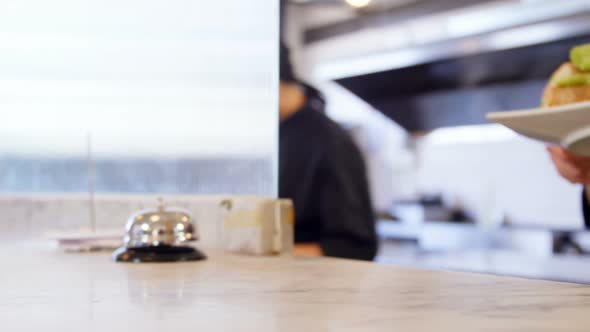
[279,43,378,261]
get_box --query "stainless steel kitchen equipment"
[112,198,206,263]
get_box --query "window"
[0,0,278,195]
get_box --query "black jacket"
[279,104,378,261]
[583,188,590,228]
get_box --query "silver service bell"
[112,198,206,263]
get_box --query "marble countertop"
[2,244,590,331]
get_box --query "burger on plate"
[543,44,590,107]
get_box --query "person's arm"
[293,243,323,257]
[317,142,378,261]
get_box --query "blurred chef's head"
[280,42,325,120]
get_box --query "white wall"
[416,125,583,228]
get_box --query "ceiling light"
[345,0,372,8]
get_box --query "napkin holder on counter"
[220,198,294,256]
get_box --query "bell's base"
[113,245,207,263]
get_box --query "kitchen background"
[283,0,590,282]
[3,0,590,283]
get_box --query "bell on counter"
[112,198,206,263]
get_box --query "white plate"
[487,100,590,155]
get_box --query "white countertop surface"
[3,243,590,331]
